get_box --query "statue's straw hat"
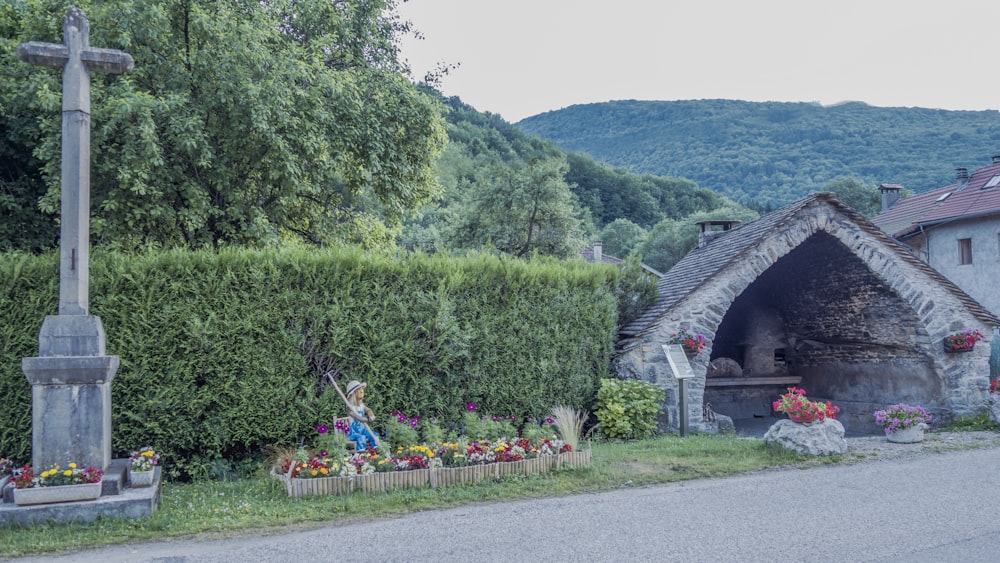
[345,380,366,398]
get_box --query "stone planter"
[13,482,101,506]
[130,469,155,487]
[886,423,928,444]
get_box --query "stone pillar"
[22,316,119,471]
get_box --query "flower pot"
[886,423,928,444]
[944,345,973,353]
[13,482,101,506]
[130,469,155,487]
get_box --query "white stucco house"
[872,155,1000,317]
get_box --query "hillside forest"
[516,99,1000,209]
[1,1,957,276]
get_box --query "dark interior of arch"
[706,230,943,433]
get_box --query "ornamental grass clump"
[550,405,588,452]
[873,404,932,435]
[772,387,839,424]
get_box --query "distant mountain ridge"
[514,99,1000,207]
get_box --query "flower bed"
[272,448,590,498]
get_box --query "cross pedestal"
[18,8,132,473]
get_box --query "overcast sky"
[396,0,1000,123]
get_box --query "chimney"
[696,220,740,248]
[878,183,902,211]
[592,241,602,262]
[992,155,1000,164]
[956,168,970,184]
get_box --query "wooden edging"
[271,450,592,498]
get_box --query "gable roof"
[621,192,999,338]
[872,158,1000,236]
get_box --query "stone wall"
[616,200,994,434]
[926,215,1000,318]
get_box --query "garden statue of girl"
[344,380,379,450]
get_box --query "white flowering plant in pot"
[129,446,160,472]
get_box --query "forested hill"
[515,99,1000,207]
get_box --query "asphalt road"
[11,446,1000,563]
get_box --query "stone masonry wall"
[616,200,994,433]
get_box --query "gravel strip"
[842,430,1000,462]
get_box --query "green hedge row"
[0,247,620,479]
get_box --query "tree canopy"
[399,93,734,259]
[0,0,445,251]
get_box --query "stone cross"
[18,9,129,475]
[18,7,133,316]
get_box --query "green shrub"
[0,247,619,479]
[595,378,664,440]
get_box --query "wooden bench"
[705,376,802,388]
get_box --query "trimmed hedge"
[0,247,619,479]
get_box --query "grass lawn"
[0,433,843,558]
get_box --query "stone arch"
[615,194,995,434]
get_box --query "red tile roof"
[871,186,952,237]
[873,160,1000,235]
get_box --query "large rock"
[763,418,847,456]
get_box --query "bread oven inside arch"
[704,230,944,433]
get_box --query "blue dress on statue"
[348,404,378,451]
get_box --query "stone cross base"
[22,315,119,472]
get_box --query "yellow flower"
[142,451,153,458]
[310,469,318,476]
[63,470,72,477]
[320,467,329,475]
[68,462,77,469]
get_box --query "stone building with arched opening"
[615,193,999,434]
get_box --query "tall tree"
[637,205,759,273]
[0,0,446,250]
[449,155,583,258]
[598,218,647,259]
[821,177,881,217]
